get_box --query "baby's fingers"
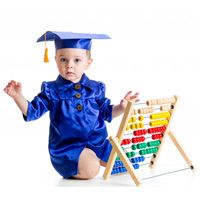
[4,86,11,94]
[124,91,133,99]
[16,82,22,88]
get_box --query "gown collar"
[55,73,93,91]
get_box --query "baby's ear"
[88,58,93,65]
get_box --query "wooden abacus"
[103,96,195,186]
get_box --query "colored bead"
[122,138,131,145]
[131,158,137,163]
[139,123,144,128]
[135,123,140,129]
[138,116,144,121]
[152,133,163,140]
[147,140,161,147]
[131,144,137,150]
[140,156,145,162]
[126,152,131,158]
[133,164,140,169]
[126,151,135,158]
[131,151,135,157]
[116,156,120,160]
[132,117,137,122]
[136,142,147,149]
[150,119,169,127]
[131,136,145,144]
[139,149,146,155]
[130,124,135,130]
[128,118,133,123]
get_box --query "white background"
[0,0,200,199]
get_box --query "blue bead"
[141,156,145,162]
[133,163,140,169]
[116,168,120,174]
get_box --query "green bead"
[132,145,137,150]
[154,147,159,153]
[126,152,131,158]
[137,142,147,149]
[147,142,151,147]
[142,143,147,148]
[131,151,135,157]
[147,148,151,154]
[156,140,161,146]
[116,156,120,160]
[139,149,146,155]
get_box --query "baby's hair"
[55,49,91,60]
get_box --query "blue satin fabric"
[55,38,92,50]
[23,74,113,178]
[37,31,111,50]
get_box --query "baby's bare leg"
[100,160,107,167]
[73,148,100,180]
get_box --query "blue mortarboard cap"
[37,31,111,51]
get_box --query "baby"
[4,31,139,179]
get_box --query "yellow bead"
[132,117,137,122]
[139,123,144,128]
[130,124,135,130]
[135,123,140,129]
[138,116,144,121]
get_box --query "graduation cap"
[37,31,111,63]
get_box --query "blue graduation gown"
[23,74,113,178]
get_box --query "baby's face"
[55,48,92,83]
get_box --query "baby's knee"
[76,149,100,179]
[81,159,100,179]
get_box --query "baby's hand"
[4,80,22,98]
[120,91,139,110]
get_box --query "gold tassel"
[44,47,49,63]
[44,32,49,63]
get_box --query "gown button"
[74,84,81,90]
[75,93,81,98]
[77,104,83,111]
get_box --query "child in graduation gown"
[4,31,139,179]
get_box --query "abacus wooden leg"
[149,130,195,171]
[103,149,118,180]
[168,130,195,170]
[103,101,134,180]
[109,136,141,186]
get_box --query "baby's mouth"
[66,72,74,75]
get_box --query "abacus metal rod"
[141,167,191,181]
[135,102,146,106]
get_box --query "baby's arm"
[4,80,28,116]
[112,91,139,118]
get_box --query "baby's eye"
[60,58,67,62]
[74,58,81,63]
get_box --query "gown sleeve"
[96,82,113,122]
[23,82,51,122]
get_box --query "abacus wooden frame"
[103,96,194,186]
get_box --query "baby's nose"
[67,60,74,68]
